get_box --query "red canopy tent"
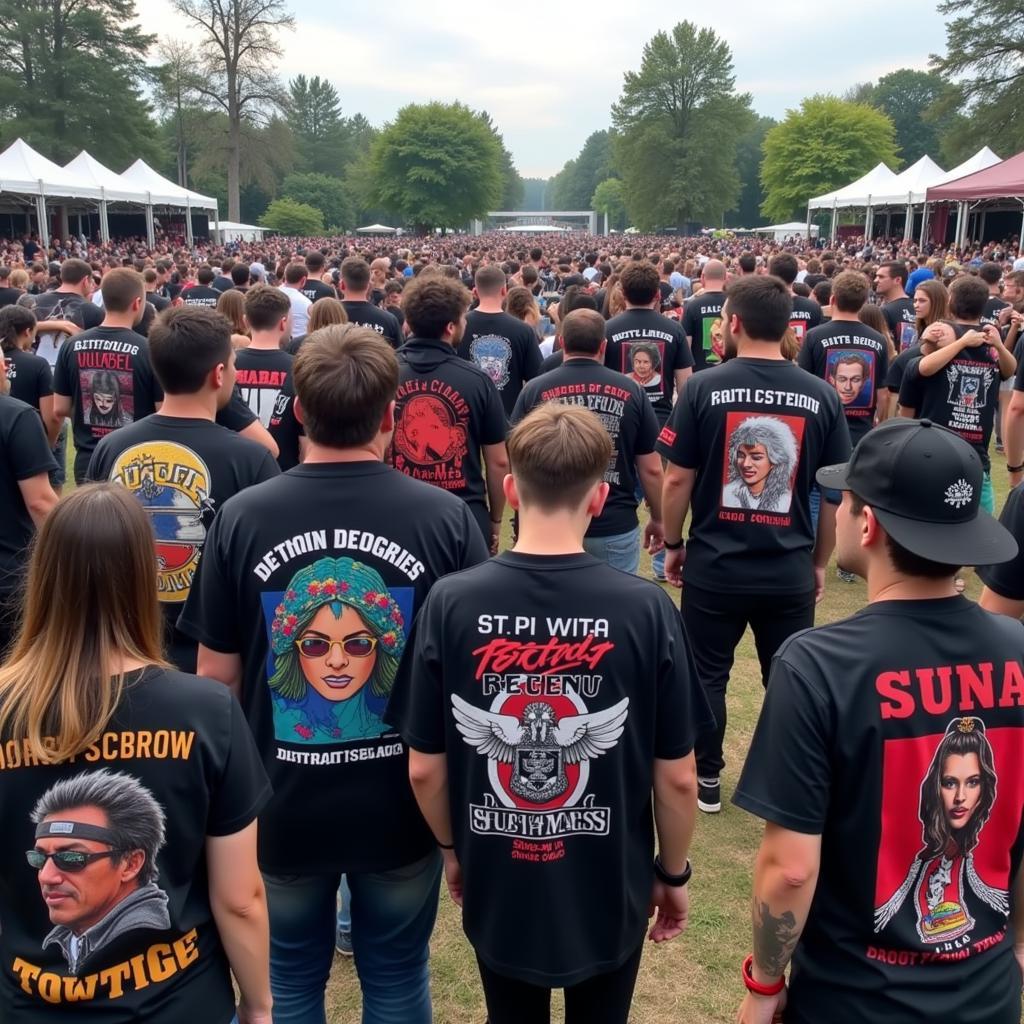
[926,151,1024,248]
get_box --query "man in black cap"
[732,418,1024,1024]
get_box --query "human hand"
[236,1000,273,1024]
[959,329,986,348]
[443,849,464,907]
[645,518,665,555]
[489,522,501,557]
[664,545,685,587]
[736,988,787,1024]
[647,880,688,942]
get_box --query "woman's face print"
[92,389,116,416]
[297,604,377,703]
[941,752,983,830]
[632,350,653,381]
[736,443,772,494]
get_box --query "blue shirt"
[906,267,934,294]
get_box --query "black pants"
[682,583,815,779]
[478,943,644,1024]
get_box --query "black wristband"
[1008,463,1024,473]
[654,855,691,887]
[437,840,454,850]
[663,537,685,551]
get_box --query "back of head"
[284,262,307,286]
[812,280,832,306]
[0,304,36,351]
[949,275,989,321]
[474,264,506,297]
[341,256,371,292]
[148,306,232,393]
[197,265,215,286]
[245,284,291,332]
[402,275,470,338]
[726,275,792,342]
[561,285,599,316]
[702,259,727,286]
[561,308,606,355]
[831,270,869,314]
[508,404,612,512]
[505,286,538,323]
[738,252,756,275]
[101,268,144,313]
[294,324,398,447]
[618,261,660,305]
[858,303,889,336]
[308,297,348,334]
[231,263,251,286]
[60,258,92,287]
[216,288,247,333]
[978,261,1002,286]
[767,253,798,285]
[305,251,326,274]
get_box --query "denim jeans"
[337,874,352,932]
[50,420,67,490]
[583,526,641,574]
[264,850,442,1024]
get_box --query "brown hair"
[618,261,660,305]
[284,262,308,286]
[100,268,145,313]
[475,265,506,295]
[245,284,291,331]
[507,404,611,512]
[341,256,371,292]
[561,309,606,355]
[216,288,248,336]
[402,275,470,338]
[857,303,896,361]
[308,297,349,334]
[0,485,167,763]
[59,258,93,286]
[831,270,870,314]
[504,286,538,324]
[913,279,949,338]
[293,324,398,447]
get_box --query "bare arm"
[1012,858,1024,977]
[1007,390,1024,487]
[812,497,836,602]
[37,394,60,446]
[196,647,244,700]
[662,463,696,588]
[238,420,279,459]
[990,326,1017,381]
[408,750,462,906]
[52,392,72,421]
[35,319,80,336]
[979,586,1024,620]
[673,367,692,400]
[17,473,59,529]
[915,330,978,378]
[206,823,272,1024]
[483,442,509,552]
[636,452,664,520]
[653,754,697,873]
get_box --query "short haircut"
[702,259,727,283]
[618,261,660,305]
[293,324,398,447]
[143,268,158,285]
[725,276,792,342]
[60,258,92,286]
[220,257,236,274]
[849,492,960,578]
[831,270,870,313]
[560,285,598,315]
[978,261,1002,286]
[507,404,611,512]
[561,309,606,355]
[230,263,251,286]
[880,260,909,287]
[148,306,232,394]
[341,256,371,291]
[738,253,756,274]
[0,265,10,280]
[284,262,307,285]
[383,279,404,297]
[529,247,543,262]
[32,769,166,885]
[402,275,470,338]
[812,280,832,306]
[475,265,507,295]
[101,268,145,312]
[767,253,798,285]
[305,251,326,272]
[197,265,215,285]
[949,275,989,320]
[244,285,291,331]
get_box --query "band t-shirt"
[899,325,1001,471]
[341,300,403,349]
[883,297,917,351]
[604,309,694,425]
[655,358,851,594]
[681,290,726,371]
[0,667,270,1024]
[886,342,922,394]
[788,295,823,350]
[385,552,712,987]
[978,485,1024,602]
[234,348,293,429]
[267,375,303,471]
[87,415,280,671]
[799,321,890,445]
[5,347,53,413]
[301,278,336,304]
[511,359,659,537]
[31,292,103,368]
[982,296,1009,328]
[177,461,489,875]
[179,286,221,309]
[734,597,1024,1024]
[459,310,543,416]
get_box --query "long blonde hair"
[0,485,167,763]
[308,296,348,334]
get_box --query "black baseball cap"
[816,418,1017,566]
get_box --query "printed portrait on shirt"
[826,350,875,410]
[28,769,171,976]
[262,556,414,745]
[469,335,512,390]
[620,341,663,393]
[79,368,133,434]
[899,323,918,351]
[720,412,803,514]
[392,393,468,477]
[701,317,724,364]
[946,363,996,411]
[874,717,1018,950]
[788,318,809,349]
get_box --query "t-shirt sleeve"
[655,380,699,467]
[732,655,832,833]
[1014,351,1024,392]
[885,351,908,392]
[7,406,57,479]
[681,304,698,342]
[521,332,543,381]
[510,386,530,425]
[136,349,163,409]
[460,502,490,567]
[673,329,695,370]
[217,387,258,432]
[85,437,111,482]
[176,512,241,652]
[205,693,272,836]
[635,391,660,455]
[255,448,281,483]
[820,393,852,467]
[978,485,1024,600]
[898,357,925,411]
[384,312,402,348]
[796,336,816,372]
[35,359,53,399]
[52,339,73,397]
[479,378,508,445]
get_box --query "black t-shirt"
[31,293,103,369]
[899,325,1001,471]
[655,358,851,594]
[979,484,1024,601]
[0,667,270,1024]
[392,337,507,516]
[886,342,922,393]
[604,309,694,425]
[301,279,335,304]
[87,415,280,671]
[212,275,233,293]
[511,359,659,537]
[539,350,563,374]
[789,295,823,350]
[0,286,23,307]
[734,597,1024,1024]
[883,297,917,351]
[179,286,221,309]
[177,461,489,875]
[215,386,258,435]
[52,327,163,459]
[982,296,1009,328]
[341,300,402,349]
[146,291,171,313]
[267,374,303,471]
[5,347,53,413]
[682,290,726,371]
[799,320,890,446]
[384,551,713,987]
[459,310,543,416]
[234,348,293,428]
[0,395,56,596]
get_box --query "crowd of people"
[1,224,1024,1024]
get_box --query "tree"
[592,178,627,231]
[550,131,616,210]
[0,0,158,165]
[171,0,294,220]
[726,115,775,227]
[261,197,324,235]
[520,177,549,210]
[285,74,347,174]
[281,172,352,231]
[760,96,899,223]
[856,70,956,164]
[155,40,206,186]
[480,111,524,211]
[611,24,753,231]
[369,102,503,232]
[191,113,295,205]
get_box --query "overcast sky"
[146,1,951,178]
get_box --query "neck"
[831,310,861,322]
[563,350,600,362]
[736,337,785,360]
[303,437,385,464]
[248,330,283,350]
[887,290,907,302]
[514,511,588,555]
[101,313,137,330]
[625,301,656,312]
[155,392,216,421]
[867,570,959,603]
[344,290,369,302]
[476,297,503,313]
[955,318,980,327]
[57,285,82,296]
[109,653,150,674]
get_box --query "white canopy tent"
[210,221,266,243]
[118,160,218,247]
[744,222,820,242]
[64,151,146,244]
[919,148,1002,247]
[857,156,947,240]
[356,223,397,234]
[807,163,900,240]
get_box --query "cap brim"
[815,461,851,490]
[873,505,1018,567]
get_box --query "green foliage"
[760,95,899,222]
[726,115,776,228]
[550,131,615,210]
[479,111,524,211]
[281,173,352,232]
[0,0,159,165]
[520,178,549,211]
[591,178,627,231]
[260,198,324,235]
[611,23,752,231]
[369,102,503,231]
[285,75,348,174]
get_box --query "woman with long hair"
[504,286,541,333]
[858,303,896,363]
[0,306,60,445]
[216,288,250,350]
[913,279,949,346]
[0,485,272,1023]
[721,416,799,513]
[307,296,348,334]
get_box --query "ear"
[380,399,395,436]
[597,339,607,359]
[119,849,146,884]
[503,473,519,510]
[861,503,882,550]
[586,481,610,519]
[211,362,226,391]
[293,396,305,427]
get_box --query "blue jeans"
[264,850,442,1024]
[50,420,67,490]
[583,526,641,574]
[337,874,351,932]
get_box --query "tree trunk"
[227,115,241,221]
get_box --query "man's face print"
[469,335,512,390]
[735,443,771,492]
[826,350,874,409]
[720,411,804,515]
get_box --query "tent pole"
[830,200,838,243]
[1019,200,1024,257]
[919,204,928,248]
[185,198,193,247]
[145,193,155,248]
[36,183,49,250]
[979,210,987,245]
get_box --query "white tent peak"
[0,138,102,199]
[64,151,142,204]
[872,156,948,206]
[808,163,899,210]
[931,147,1002,189]
[119,159,217,211]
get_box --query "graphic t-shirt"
[267,375,303,472]
[983,296,1009,328]
[604,309,694,425]
[385,552,712,987]
[979,484,1024,602]
[899,325,1001,471]
[179,286,221,309]
[459,310,543,416]
[341,300,403,349]
[655,358,851,594]
[883,297,918,351]
[0,667,270,1024]
[52,327,163,467]
[392,337,507,527]
[681,290,726,371]
[87,415,280,671]
[799,320,889,445]
[177,461,489,874]
[301,278,336,305]
[734,597,1024,1024]
[5,347,53,413]
[234,348,293,428]
[31,292,103,368]
[511,359,659,537]
[886,342,922,393]
[0,395,56,597]
[789,295,823,350]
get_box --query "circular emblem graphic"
[393,394,467,466]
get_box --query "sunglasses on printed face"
[26,849,120,872]
[295,634,377,659]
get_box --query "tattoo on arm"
[752,900,799,976]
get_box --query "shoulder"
[137,667,236,721]
[0,393,37,423]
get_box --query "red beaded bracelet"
[742,955,786,996]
